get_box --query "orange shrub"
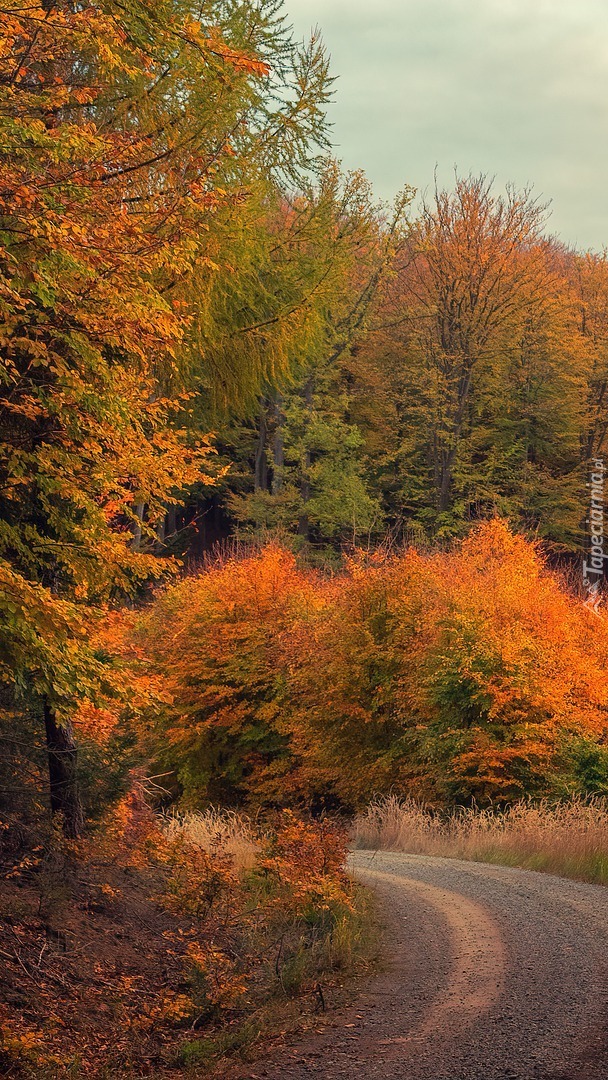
[284,521,608,805]
[139,523,608,810]
[137,545,319,806]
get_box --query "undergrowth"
[0,800,374,1077]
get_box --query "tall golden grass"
[162,808,260,872]
[352,795,608,884]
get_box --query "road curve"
[237,851,608,1080]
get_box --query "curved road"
[237,850,608,1080]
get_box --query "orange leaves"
[204,37,270,78]
[176,12,270,76]
[72,703,119,745]
[259,812,351,914]
[0,0,336,759]
[249,528,608,803]
[162,844,235,920]
[0,1,275,405]
[138,546,318,805]
[184,941,248,1010]
[431,520,608,736]
[136,525,608,808]
[261,811,347,881]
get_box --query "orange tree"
[0,0,332,833]
[138,523,608,811]
[136,545,320,806]
[280,547,425,807]
[282,521,608,806]
[411,521,608,803]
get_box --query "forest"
[2,0,608,1075]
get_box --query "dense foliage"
[213,179,608,553]
[138,522,608,809]
[0,0,406,834]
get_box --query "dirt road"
[238,850,608,1080]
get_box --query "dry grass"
[352,795,608,884]
[162,808,260,873]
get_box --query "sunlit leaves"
[0,0,333,734]
[139,523,608,809]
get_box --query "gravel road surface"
[235,850,608,1080]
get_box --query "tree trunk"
[131,501,145,551]
[271,394,285,495]
[166,504,177,539]
[155,512,166,552]
[438,447,456,511]
[254,402,268,492]
[435,362,474,512]
[297,479,310,538]
[297,377,313,540]
[43,699,84,838]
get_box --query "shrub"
[139,521,608,809]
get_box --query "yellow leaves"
[0,1022,64,1068]
[185,942,248,1009]
[150,991,193,1023]
[73,702,119,744]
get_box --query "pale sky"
[285,0,608,251]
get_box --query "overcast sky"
[285,0,608,251]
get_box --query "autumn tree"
[357,178,557,535]
[136,546,318,806]
[339,175,608,555]
[280,521,608,806]
[0,0,333,833]
[413,177,551,519]
[137,521,608,810]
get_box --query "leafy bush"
[139,521,608,809]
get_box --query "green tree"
[223,170,412,551]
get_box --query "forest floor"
[0,810,374,1078]
[0,842,198,1075]
[227,851,608,1080]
